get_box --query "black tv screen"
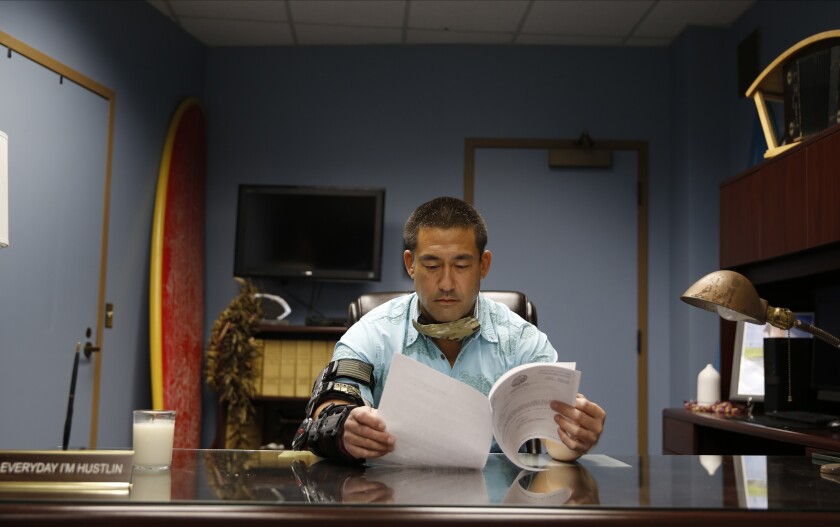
[234,185,385,281]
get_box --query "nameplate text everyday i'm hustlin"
[0,450,133,490]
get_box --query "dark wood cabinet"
[662,408,840,455]
[718,127,840,269]
[807,129,840,247]
[719,169,762,268]
[757,150,808,260]
[717,124,840,400]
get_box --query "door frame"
[0,31,115,448]
[464,137,649,456]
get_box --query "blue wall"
[0,0,205,448]
[203,43,675,451]
[0,0,837,454]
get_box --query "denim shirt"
[332,292,557,408]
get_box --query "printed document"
[377,354,580,469]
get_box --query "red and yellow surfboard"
[149,99,206,449]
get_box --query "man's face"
[403,227,491,323]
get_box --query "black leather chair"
[347,290,537,326]
[347,290,541,454]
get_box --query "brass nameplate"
[0,450,133,491]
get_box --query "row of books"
[252,338,337,398]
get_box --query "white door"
[0,50,108,448]
[475,148,638,455]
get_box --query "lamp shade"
[0,130,7,248]
[680,270,767,324]
[682,269,840,348]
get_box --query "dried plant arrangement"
[206,277,262,448]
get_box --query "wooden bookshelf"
[213,325,346,449]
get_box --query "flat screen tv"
[234,185,385,281]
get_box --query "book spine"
[295,340,312,397]
[278,340,296,397]
[261,340,281,397]
[309,341,326,393]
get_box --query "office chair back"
[347,290,537,326]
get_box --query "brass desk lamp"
[681,270,840,349]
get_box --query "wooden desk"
[663,408,840,455]
[2,449,840,526]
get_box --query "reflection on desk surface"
[733,411,840,429]
[1,449,840,512]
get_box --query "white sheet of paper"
[376,353,493,468]
[515,452,631,470]
[489,362,580,470]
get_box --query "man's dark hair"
[403,197,488,254]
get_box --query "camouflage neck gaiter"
[412,313,480,341]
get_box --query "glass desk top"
[2,449,839,525]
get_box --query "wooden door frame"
[0,32,115,448]
[464,137,649,456]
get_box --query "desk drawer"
[663,417,696,454]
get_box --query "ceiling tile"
[623,36,673,47]
[295,24,404,45]
[146,0,757,48]
[168,0,287,21]
[634,0,754,38]
[516,33,624,46]
[180,18,294,46]
[407,28,514,44]
[289,0,406,27]
[409,0,529,32]
[522,0,654,36]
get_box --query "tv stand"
[304,315,347,327]
[662,408,840,455]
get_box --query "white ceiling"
[148,0,755,47]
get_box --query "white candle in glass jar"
[133,415,175,468]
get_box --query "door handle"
[83,327,100,359]
[83,341,100,359]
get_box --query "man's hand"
[341,406,396,460]
[547,393,606,460]
[341,475,395,503]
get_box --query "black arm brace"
[292,359,375,462]
[292,403,361,464]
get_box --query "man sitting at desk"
[293,196,606,462]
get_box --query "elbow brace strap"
[305,359,374,417]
